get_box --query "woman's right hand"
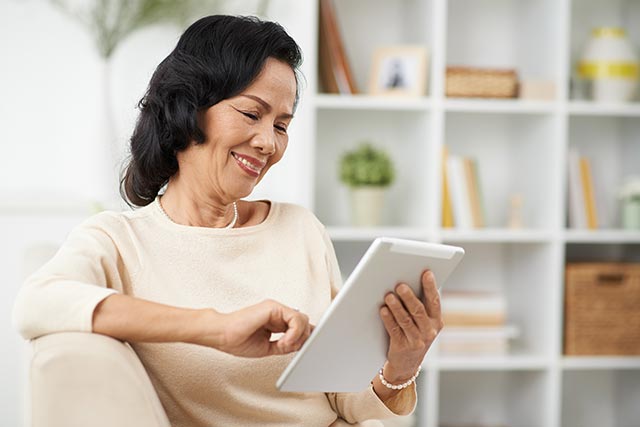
[202,300,312,358]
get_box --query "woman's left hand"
[379,270,443,383]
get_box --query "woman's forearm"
[92,293,220,346]
[92,294,311,358]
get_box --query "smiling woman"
[157,57,296,228]
[13,14,442,427]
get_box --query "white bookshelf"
[299,0,640,425]
[315,94,433,111]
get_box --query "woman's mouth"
[231,152,263,177]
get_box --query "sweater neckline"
[150,196,278,235]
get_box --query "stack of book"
[442,147,486,228]
[439,290,519,356]
[567,148,599,229]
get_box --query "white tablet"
[276,237,464,392]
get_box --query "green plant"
[50,0,272,59]
[339,143,395,187]
[619,176,640,202]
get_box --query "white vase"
[622,199,640,230]
[578,27,639,103]
[350,187,387,227]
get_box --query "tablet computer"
[276,237,464,392]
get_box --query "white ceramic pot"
[578,27,639,102]
[622,199,640,230]
[350,187,386,227]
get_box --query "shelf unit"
[301,0,640,426]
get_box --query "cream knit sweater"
[13,198,416,426]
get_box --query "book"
[442,290,506,327]
[442,146,454,228]
[318,9,339,94]
[464,157,485,228]
[567,148,587,228]
[318,0,358,94]
[443,312,505,327]
[580,156,599,229]
[470,158,486,228]
[439,325,520,356]
[446,156,472,228]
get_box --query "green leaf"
[339,142,395,187]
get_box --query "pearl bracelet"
[378,367,421,390]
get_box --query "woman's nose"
[250,128,276,155]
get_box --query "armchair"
[28,331,170,427]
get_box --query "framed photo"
[368,46,429,97]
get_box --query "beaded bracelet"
[378,367,421,390]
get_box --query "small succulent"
[339,143,395,187]
[619,176,640,201]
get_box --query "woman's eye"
[241,111,259,120]
[274,124,288,134]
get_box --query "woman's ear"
[196,109,206,128]
[193,108,210,145]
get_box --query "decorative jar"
[578,27,639,102]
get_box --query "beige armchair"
[20,243,169,427]
[28,332,170,427]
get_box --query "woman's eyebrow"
[241,94,294,119]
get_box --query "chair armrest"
[29,332,170,427]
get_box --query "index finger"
[421,270,441,319]
[280,308,310,347]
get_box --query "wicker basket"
[446,66,518,98]
[564,263,640,355]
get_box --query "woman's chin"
[231,184,257,200]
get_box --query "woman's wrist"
[379,366,420,390]
[381,361,421,384]
[371,360,420,403]
[189,308,226,348]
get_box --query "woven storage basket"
[446,66,518,98]
[564,263,640,355]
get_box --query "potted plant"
[619,176,640,229]
[339,143,395,226]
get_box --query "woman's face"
[180,57,297,201]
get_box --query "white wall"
[0,1,313,425]
[0,0,313,206]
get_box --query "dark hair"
[120,15,303,207]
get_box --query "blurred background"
[1,1,313,425]
[2,0,639,426]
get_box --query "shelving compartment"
[440,241,555,359]
[329,0,434,95]
[446,0,561,94]
[561,369,640,427]
[568,116,640,229]
[565,242,640,263]
[439,370,549,427]
[445,112,559,230]
[562,244,640,360]
[315,109,433,228]
[569,0,640,103]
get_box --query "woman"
[13,15,443,426]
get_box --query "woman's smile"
[231,151,265,177]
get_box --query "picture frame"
[368,46,429,97]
